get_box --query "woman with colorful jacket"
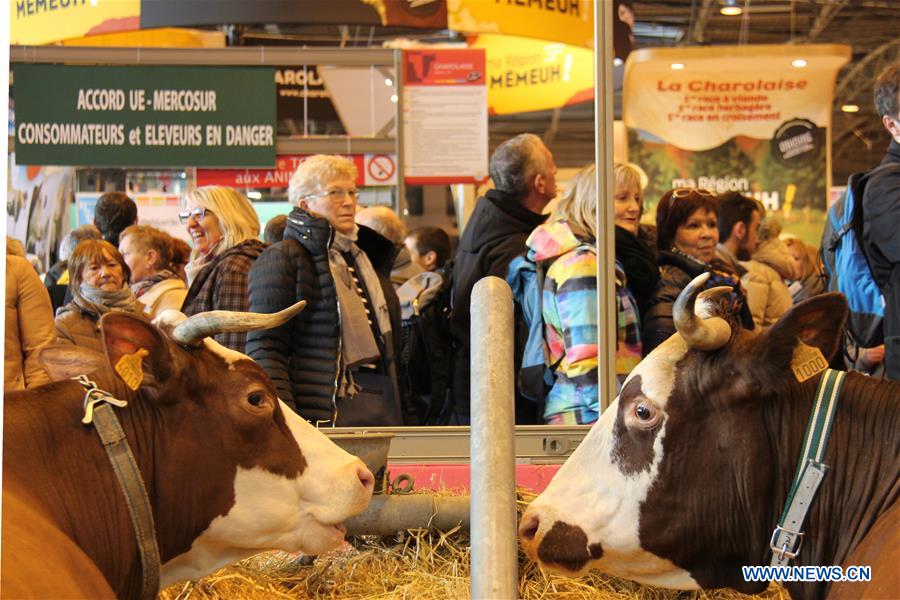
[526,164,643,425]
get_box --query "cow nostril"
[357,466,375,493]
[520,514,539,541]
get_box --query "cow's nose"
[356,465,375,494]
[520,513,540,542]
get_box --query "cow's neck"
[70,374,234,596]
[10,372,177,600]
[761,372,900,599]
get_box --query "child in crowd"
[782,235,825,303]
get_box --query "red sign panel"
[403,48,486,87]
[197,154,366,188]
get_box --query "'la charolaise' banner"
[624,44,850,245]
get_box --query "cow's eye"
[634,403,655,422]
[247,392,264,407]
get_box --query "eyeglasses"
[671,188,716,200]
[303,188,361,202]
[178,207,211,224]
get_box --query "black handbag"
[335,370,403,427]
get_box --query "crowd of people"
[5,64,898,429]
[0,152,880,426]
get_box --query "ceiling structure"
[490,0,900,179]
[234,1,900,180]
[629,0,900,180]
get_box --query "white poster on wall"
[402,49,488,185]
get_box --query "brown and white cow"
[2,307,375,599]
[520,274,900,600]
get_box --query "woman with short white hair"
[179,185,264,352]
[247,155,402,426]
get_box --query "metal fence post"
[470,276,518,600]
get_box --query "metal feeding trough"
[327,432,395,494]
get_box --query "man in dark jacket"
[863,62,900,380]
[450,133,557,424]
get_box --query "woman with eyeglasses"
[179,186,264,353]
[55,239,147,353]
[246,154,402,426]
[641,188,754,355]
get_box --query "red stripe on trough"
[387,464,562,494]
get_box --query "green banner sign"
[13,64,276,167]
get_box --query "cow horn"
[696,285,737,319]
[673,273,733,351]
[171,300,307,346]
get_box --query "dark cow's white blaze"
[524,325,699,588]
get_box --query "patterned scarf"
[185,239,223,286]
[131,269,180,298]
[329,226,392,398]
[74,283,144,319]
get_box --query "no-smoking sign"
[365,154,397,186]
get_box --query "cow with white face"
[520,274,900,600]
[2,304,374,600]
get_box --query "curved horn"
[171,300,307,346]
[696,285,737,320]
[673,273,733,351]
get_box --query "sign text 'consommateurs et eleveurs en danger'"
[13,64,276,167]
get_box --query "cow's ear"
[100,313,173,388]
[38,345,107,381]
[755,293,848,375]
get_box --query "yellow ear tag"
[114,348,150,391]
[790,341,828,382]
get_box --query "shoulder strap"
[534,260,560,373]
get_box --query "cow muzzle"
[519,507,602,576]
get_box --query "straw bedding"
[159,490,789,600]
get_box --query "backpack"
[820,164,894,349]
[507,254,556,405]
[396,261,454,425]
[507,244,593,405]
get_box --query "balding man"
[356,205,422,288]
[450,133,558,425]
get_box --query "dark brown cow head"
[41,306,375,588]
[520,274,848,592]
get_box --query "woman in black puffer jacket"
[246,155,401,426]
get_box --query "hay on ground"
[159,490,790,600]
